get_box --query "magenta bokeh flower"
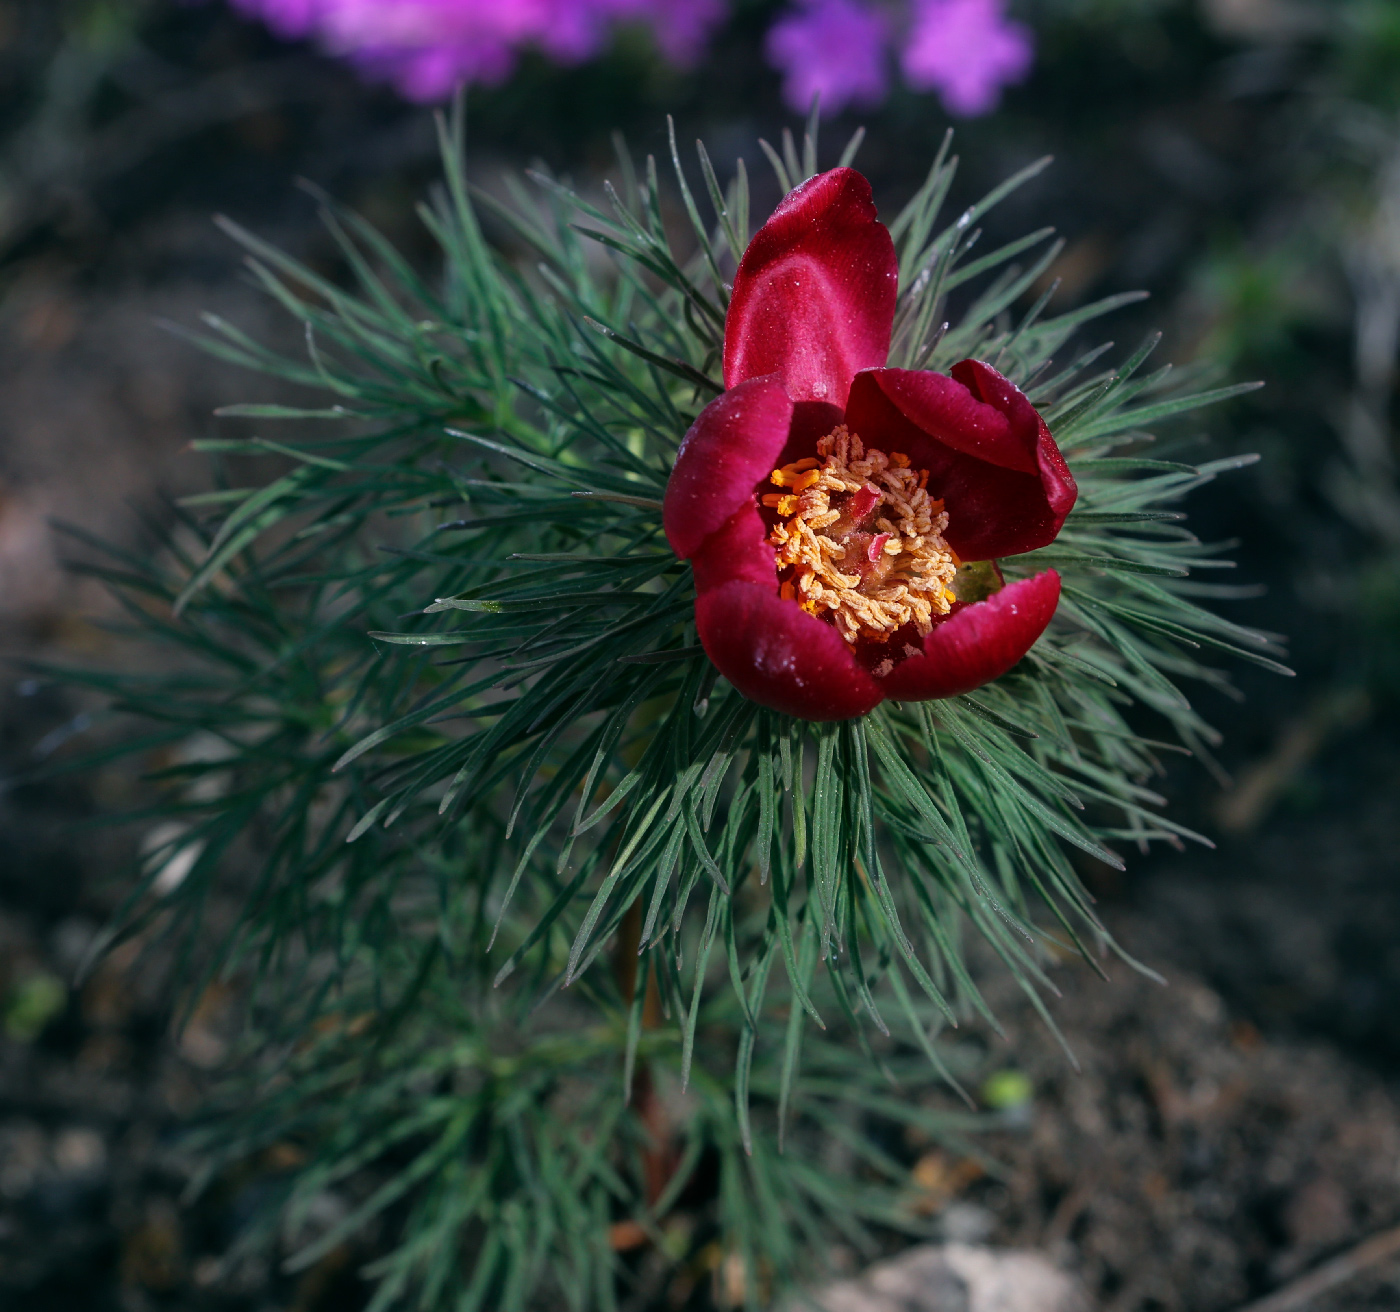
[229,0,726,99]
[765,0,889,116]
[631,0,727,63]
[238,0,317,38]
[901,0,1033,116]
[231,0,1035,117]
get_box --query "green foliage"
[43,106,1279,1309]
[3,971,67,1043]
[1335,0,1400,108]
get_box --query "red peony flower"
[663,167,1076,721]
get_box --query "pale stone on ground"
[794,1243,1091,1312]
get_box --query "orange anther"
[766,427,953,648]
[770,457,821,487]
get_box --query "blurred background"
[2,0,1399,1308]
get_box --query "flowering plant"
[51,111,1282,1309]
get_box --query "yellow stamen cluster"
[762,426,958,650]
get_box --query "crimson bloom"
[663,167,1076,721]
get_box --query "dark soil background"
[2,2,1398,1309]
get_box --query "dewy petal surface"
[877,570,1061,701]
[695,580,884,720]
[845,364,1076,560]
[664,376,794,560]
[723,168,897,409]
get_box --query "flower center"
[761,426,959,663]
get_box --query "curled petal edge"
[695,579,884,721]
[877,570,1062,702]
[664,376,794,561]
[845,366,1076,560]
[952,358,1076,524]
[690,504,778,593]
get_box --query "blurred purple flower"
[228,0,726,99]
[633,0,728,64]
[765,0,889,116]
[900,0,1032,116]
[231,0,1035,116]
[232,0,318,38]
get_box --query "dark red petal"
[845,365,1076,560]
[877,571,1061,702]
[724,168,897,409]
[690,504,777,593]
[695,580,884,721]
[770,399,846,471]
[953,358,1076,523]
[664,377,794,560]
